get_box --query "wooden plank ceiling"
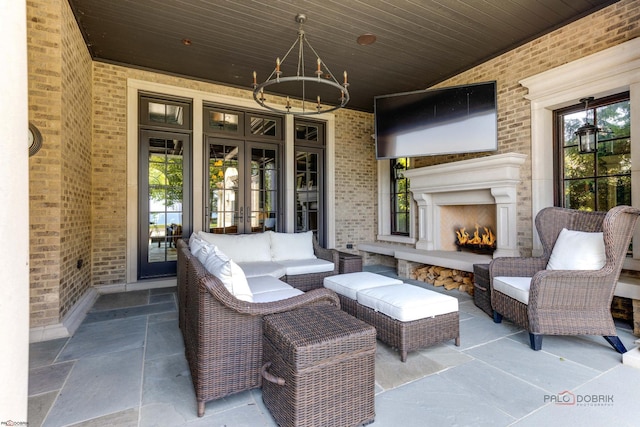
[68,0,618,112]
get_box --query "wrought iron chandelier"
[574,97,600,154]
[252,14,350,116]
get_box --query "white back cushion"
[270,231,316,261]
[201,245,253,302]
[546,228,606,270]
[197,231,272,263]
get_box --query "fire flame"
[456,224,496,247]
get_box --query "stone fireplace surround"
[401,153,527,268]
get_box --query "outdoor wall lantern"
[575,97,600,154]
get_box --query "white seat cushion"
[277,258,335,276]
[323,272,403,300]
[270,231,316,261]
[238,262,287,279]
[251,288,304,303]
[546,228,605,270]
[493,276,532,305]
[356,284,458,322]
[247,275,294,295]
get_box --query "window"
[391,158,411,235]
[555,93,630,212]
[139,93,191,130]
[294,120,325,244]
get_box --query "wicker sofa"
[176,238,340,417]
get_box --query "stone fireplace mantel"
[403,153,527,258]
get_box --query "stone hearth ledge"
[358,242,491,273]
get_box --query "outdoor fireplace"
[403,153,526,258]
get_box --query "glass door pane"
[207,140,242,234]
[295,150,321,235]
[139,130,191,279]
[249,145,279,233]
[148,138,183,261]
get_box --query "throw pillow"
[546,228,606,270]
[188,233,209,258]
[270,231,317,261]
[195,240,215,264]
[202,245,253,302]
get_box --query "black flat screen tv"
[374,81,497,159]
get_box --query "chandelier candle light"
[252,14,350,115]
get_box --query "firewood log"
[443,280,459,290]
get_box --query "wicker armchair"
[490,205,640,353]
[176,240,340,417]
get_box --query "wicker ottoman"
[338,251,363,273]
[262,305,377,427]
[324,272,403,316]
[356,284,460,362]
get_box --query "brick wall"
[28,0,63,328]
[28,0,93,327]
[333,109,376,250]
[59,1,93,318]
[90,65,128,286]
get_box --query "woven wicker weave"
[336,293,359,317]
[177,240,340,417]
[356,303,460,362]
[473,263,492,317]
[176,239,189,332]
[490,205,640,352]
[262,305,376,427]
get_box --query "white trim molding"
[29,287,99,343]
[520,38,640,266]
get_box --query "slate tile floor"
[29,266,640,426]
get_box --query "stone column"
[491,186,520,257]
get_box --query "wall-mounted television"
[374,81,497,159]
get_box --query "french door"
[139,130,191,278]
[206,137,280,234]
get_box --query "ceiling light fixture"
[357,33,377,46]
[574,97,600,154]
[252,14,350,115]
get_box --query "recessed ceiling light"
[357,33,376,45]
[181,38,192,46]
